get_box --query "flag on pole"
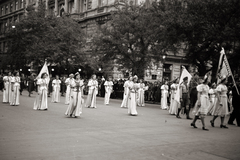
[36,61,50,83]
[217,47,239,95]
[175,66,192,104]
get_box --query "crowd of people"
[1,70,240,130]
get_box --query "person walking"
[169,78,179,115]
[161,79,169,110]
[85,74,98,108]
[121,76,133,108]
[3,73,10,103]
[228,80,240,127]
[138,79,145,107]
[52,75,61,103]
[128,76,139,116]
[191,76,210,131]
[65,72,84,118]
[20,73,26,95]
[65,74,74,105]
[10,72,21,106]
[210,76,229,128]
[33,73,49,111]
[104,77,113,105]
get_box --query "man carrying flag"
[175,66,192,119]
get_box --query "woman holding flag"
[104,77,113,105]
[86,74,98,108]
[169,78,179,115]
[128,75,139,116]
[65,72,84,117]
[33,61,49,111]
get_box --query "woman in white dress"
[210,76,229,128]
[3,73,11,103]
[10,72,21,106]
[65,74,74,105]
[33,73,48,110]
[52,75,61,103]
[104,77,113,105]
[191,76,210,131]
[169,78,179,115]
[121,76,133,108]
[138,79,145,107]
[161,80,169,110]
[86,74,98,108]
[128,76,138,116]
[207,83,217,115]
[65,72,84,118]
[8,72,13,104]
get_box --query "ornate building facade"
[0,0,191,81]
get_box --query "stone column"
[74,0,79,13]
[64,0,68,13]
[54,0,58,16]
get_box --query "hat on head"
[183,77,188,81]
[75,72,80,76]
[69,73,74,77]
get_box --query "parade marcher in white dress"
[121,76,133,108]
[52,75,61,103]
[169,78,179,115]
[65,74,74,105]
[161,80,169,110]
[128,76,138,116]
[33,73,49,110]
[207,83,217,115]
[10,72,21,106]
[191,76,210,131]
[65,72,84,117]
[104,77,113,105]
[138,79,145,107]
[210,76,229,128]
[86,74,98,108]
[3,73,11,103]
[8,72,13,104]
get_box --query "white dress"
[8,76,13,104]
[104,81,113,105]
[65,78,74,105]
[85,79,98,108]
[192,84,210,116]
[10,76,21,106]
[3,76,10,103]
[169,83,179,115]
[65,80,84,117]
[121,80,129,108]
[128,82,138,116]
[211,84,229,116]
[208,88,216,114]
[138,83,145,107]
[52,79,61,103]
[33,78,48,110]
[161,84,169,110]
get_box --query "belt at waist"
[182,93,188,94]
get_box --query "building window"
[15,1,18,10]
[1,7,3,16]
[10,3,13,12]
[152,75,157,80]
[5,5,8,14]
[20,0,24,8]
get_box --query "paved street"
[0,91,240,160]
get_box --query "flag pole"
[225,54,239,95]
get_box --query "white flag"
[175,66,192,104]
[36,61,50,83]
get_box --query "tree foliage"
[92,2,182,78]
[5,2,86,72]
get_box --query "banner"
[217,48,239,95]
[36,61,50,83]
[175,66,192,104]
